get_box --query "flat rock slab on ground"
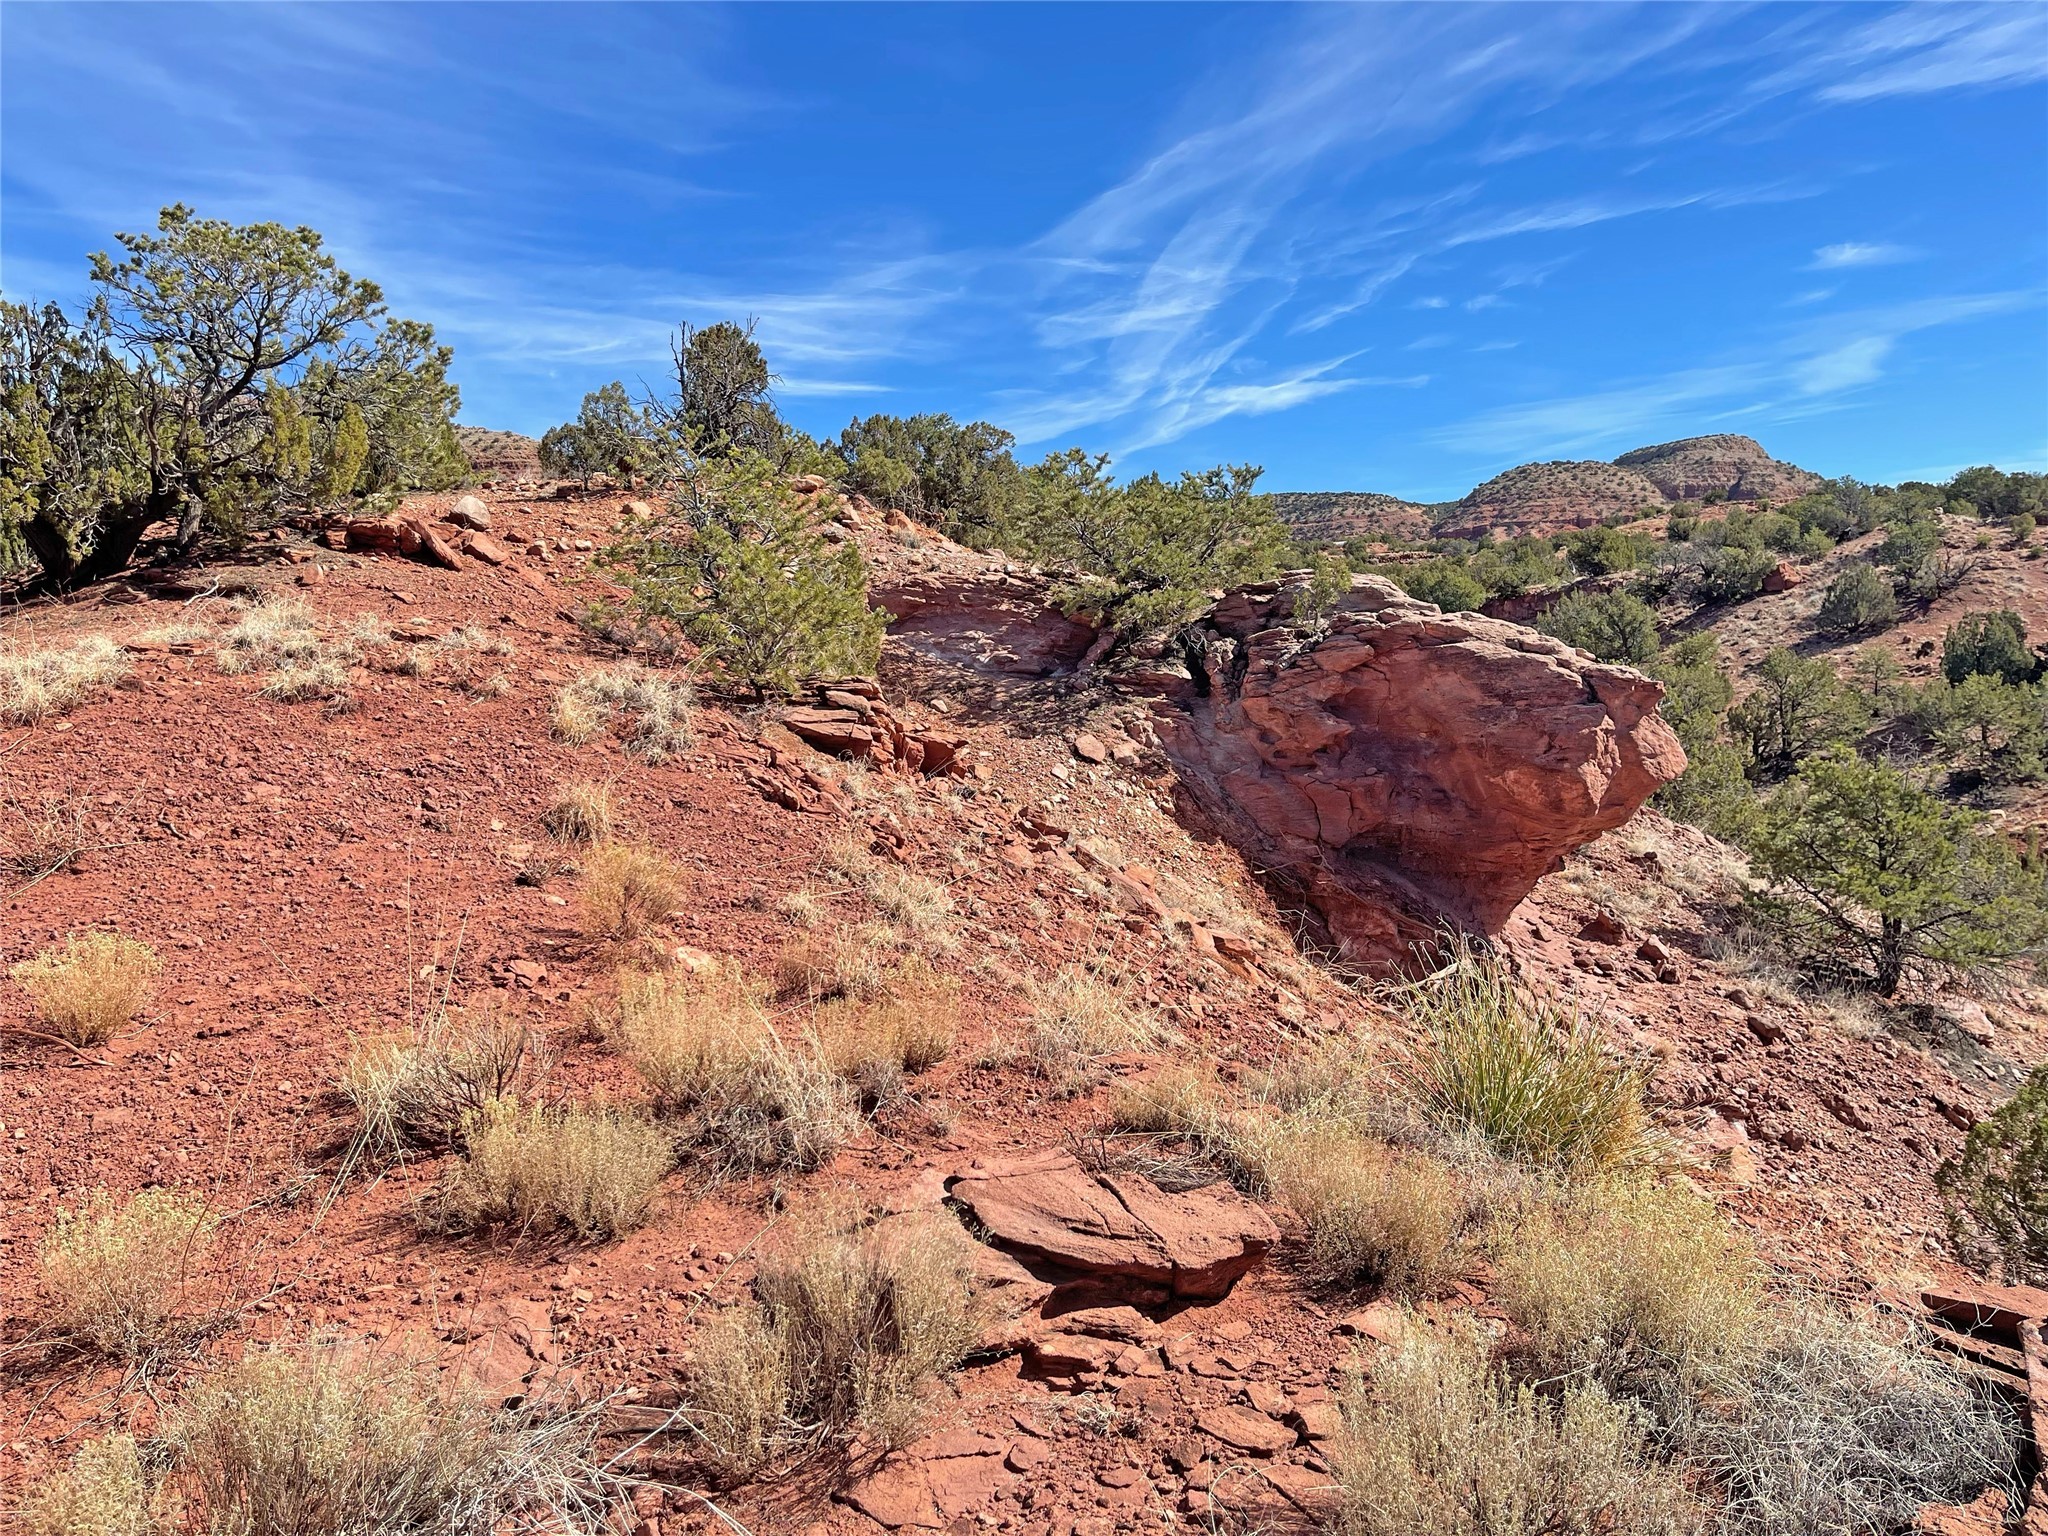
[947,1148,1277,1299]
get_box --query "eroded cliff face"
[1131,574,1685,958]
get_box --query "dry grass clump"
[426,1098,669,1240]
[772,923,901,1003]
[811,960,959,1105]
[1329,1327,1704,1536]
[1689,1306,2026,1536]
[1393,945,1663,1173]
[18,1434,157,1536]
[401,626,514,696]
[21,1344,615,1535]
[685,1199,985,1476]
[12,930,159,1045]
[862,864,955,941]
[612,968,772,1110]
[1264,1129,1471,1297]
[543,780,615,845]
[1489,1180,1762,1401]
[1026,967,1177,1096]
[338,1001,531,1160]
[39,1188,217,1359]
[215,594,357,706]
[821,833,958,948]
[577,842,683,943]
[610,968,856,1177]
[553,663,695,761]
[3,795,91,884]
[0,635,129,724]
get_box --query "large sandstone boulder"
[1139,572,1684,957]
[946,1149,1277,1300]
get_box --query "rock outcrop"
[870,562,1099,677]
[946,1149,1278,1300]
[1133,573,1685,956]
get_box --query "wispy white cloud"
[1433,289,2041,457]
[1795,336,1893,394]
[1809,241,1919,270]
[1816,4,2048,102]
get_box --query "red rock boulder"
[1140,572,1685,957]
[946,1148,1277,1300]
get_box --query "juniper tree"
[1013,450,1285,637]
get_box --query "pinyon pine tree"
[1746,748,2048,994]
[602,446,884,697]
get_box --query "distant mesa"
[1276,434,1825,544]
[1614,434,1825,505]
[456,425,541,483]
[1436,459,1668,540]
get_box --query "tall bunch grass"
[23,1345,617,1535]
[1488,1179,1762,1403]
[685,1200,984,1475]
[1392,944,1662,1173]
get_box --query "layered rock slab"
[946,1149,1277,1300]
[1143,573,1685,955]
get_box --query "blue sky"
[3,3,2045,499]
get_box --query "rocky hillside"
[1264,491,1434,544]
[2,484,2042,1533]
[1436,458,1670,539]
[1617,434,1825,505]
[455,425,542,483]
[1280,434,1826,544]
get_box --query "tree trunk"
[1876,918,1905,996]
[21,492,172,589]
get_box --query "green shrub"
[1728,647,1867,778]
[1937,1062,2047,1283]
[1942,609,2039,685]
[602,447,884,696]
[1384,558,1487,612]
[1391,947,1662,1173]
[1815,561,1896,636]
[833,412,1024,544]
[1329,1327,1704,1536]
[1745,748,2048,994]
[1010,450,1286,637]
[1537,588,1660,665]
